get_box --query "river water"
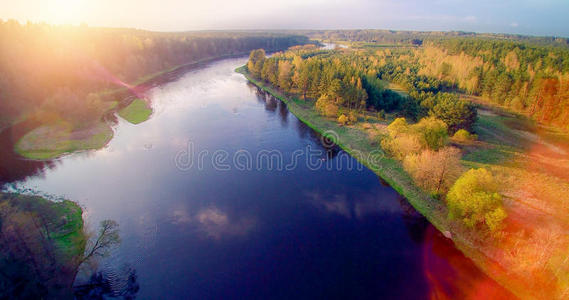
[0,57,512,299]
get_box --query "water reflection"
[0,121,53,184]
[422,227,515,299]
[397,195,430,244]
[278,100,289,126]
[306,189,403,220]
[167,204,256,239]
[195,206,256,239]
[0,57,514,299]
[74,264,140,299]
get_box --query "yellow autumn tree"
[403,147,463,196]
[446,168,507,232]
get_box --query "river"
[0,57,512,299]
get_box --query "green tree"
[387,117,409,137]
[315,94,339,117]
[413,117,448,150]
[430,94,477,133]
[446,168,507,232]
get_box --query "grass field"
[15,121,113,160]
[457,99,569,298]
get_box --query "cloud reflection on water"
[169,205,256,240]
[305,188,402,220]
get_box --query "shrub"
[381,134,422,160]
[414,117,448,150]
[316,94,339,118]
[452,129,478,143]
[348,111,358,124]
[383,116,449,160]
[387,117,409,137]
[324,104,339,118]
[446,168,507,232]
[338,114,348,125]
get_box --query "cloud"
[510,22,519,27]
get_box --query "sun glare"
[46,0,87,24]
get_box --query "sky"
[1,0,568,37]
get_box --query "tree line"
[246,45,504,233]
[0,21,309,129]
[248,46,477,132]
[300,29,569,48]
[399,38,569,129]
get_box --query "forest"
[247,46,498,228]
[360,37,569,129]
[245,36,569,222]
[300,30,569,131]
[249,45,477,131]
[417,38,569,128]
[300,29,569,48]
[244,39,569,298]
[0,21,309,129]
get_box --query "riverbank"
[11,51,279,161]
[118,98,152,124]
[237,66,569,299]
[15,120,114,160]
[236,66,450,231]
[0,192,86,298]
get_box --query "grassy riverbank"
[0,192,85,258]
[12,51,259,160]
[0,192,86,297]
[15,121,114,160]
[118,98,152,124]
[238,65,569,299]
[236,65,450,231]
